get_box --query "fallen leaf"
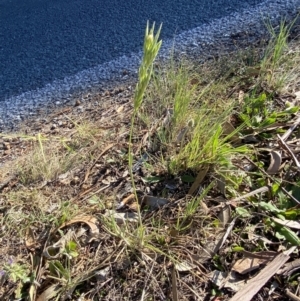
[232,257,263,275]
[175,260,196,272]
[58,216,99,235]
[104,210,138,224]
[143,195,169,209]
[272,217,300,230]
[267,151,282,174]
[218,204,231,228]
[210,270,245,292]
[37,285,61,301]
[25,227,36,250]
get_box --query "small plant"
[261,19,296,88]
[129,21,162,168]
[239,92,299,130]
[2,258,30,284]
[128,21,162,220]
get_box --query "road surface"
[0,0,263,100]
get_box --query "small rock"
[74,99,81,106]
[4,149,11,155]
[3,142,10,150]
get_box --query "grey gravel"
[0,0,299,132]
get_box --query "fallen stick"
[229,247,296,301]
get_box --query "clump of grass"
[260,19,296,89]
[16,140,76,184]
[139,55,250,177]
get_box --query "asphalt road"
[0,0,264,100]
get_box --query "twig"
[281,187,300,205]
[227,186,270,204]
[285,289,300,301]
[278,134,300,170]
[245,156,300,205]
[281,115,300,141]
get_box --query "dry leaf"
[25,227,36,250]
[143,195,169,209]
[222,121,241,144]
[218,204,231,228]
[37,285,61,301]
[267,151,282,174]
[210,270,245,292]
[104,210,138,224]
[272,217,300,230]
[175,260,196,272]
[232,257,263,275]
[188,165,209,195]
[58,216,99,235]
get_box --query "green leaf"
[284,209,300,220]
[66,241,77,252]
[65,241,78,258]
[271,182,280,195]
[276,226,300,246]
[141,176,162,183]
[236,207,251,218]
[261,117,276,126]
[88,195,100,204]
[181,175,195,183]
[49,261,69,279]
[232,246,245,252]
[259,201,282,213]
[285,106,299,114]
